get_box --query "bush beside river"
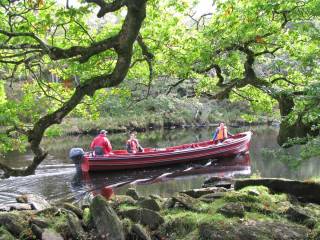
[1,177,320,240]
[45,97,276,137]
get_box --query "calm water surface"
[0,126,319,204]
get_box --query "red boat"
[77,131,252,172]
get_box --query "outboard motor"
[69,148,85,165]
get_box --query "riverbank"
[45,115,275,137]
[1,177,319,239]
[43,96,277,137]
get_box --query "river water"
[0,126,319,204]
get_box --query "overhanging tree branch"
[0,0,147,177]
[85,0,127,18]
[137,34,154,97]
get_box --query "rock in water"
[202,177,233,188]
[8,203,32,211]
[16,194,51,211]
[90,195,125,240]
[182,187,227,198]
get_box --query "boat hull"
[81,131,252,172]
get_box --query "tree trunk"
[277,92,318,146]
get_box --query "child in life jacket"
[212,122,231,143]
[126,132,144,153]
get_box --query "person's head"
[100,130,107,136]
[219,122,225,127]
[129,131,136,139]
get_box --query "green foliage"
[0,0,319,157]
[82,208,92,226]
[0,81,6,105]
[188,0,320,130]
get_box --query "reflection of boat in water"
[78,153,251,199]
[125,153,252,185]
[71,131,252,172]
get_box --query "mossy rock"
[30,224,43,239]
[223,191,260,204]
[172,193,202,212]
[149,194,165,202]
[217,202,245,218]
[199,192,226,203]
[138,198,161,212]
[121,218,133,239]
[112,195,137,208]
[65,211,86,239]
[126,188,140,200]
[0,227,15,240]
[182,187,223,198]
[285,206,314,224]
[120,208,164,230]
[130,224,152,240]
[160,215,197,238]
[163,198,175,209]
[29,217,50,228]
[0,212,26,237]
[90,195,125,240]
[36,207,59,217]
[50,213,69,238]
[199,220,309,240]
[62,203,83,219]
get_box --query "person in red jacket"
[90,130,112,155]
[126,132,143,153]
